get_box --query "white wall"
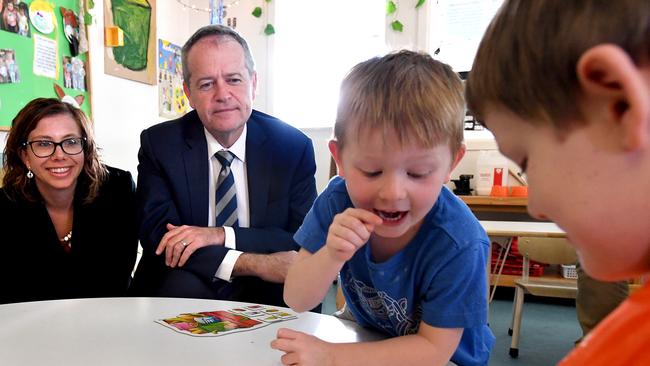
[1,2,507,194]
[88,1,279,177]
[88,1,192,176]
[87,1,432,191]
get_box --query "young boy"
[271,50,495,365]
[465,1,650,364]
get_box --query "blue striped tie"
[215,150,238,227]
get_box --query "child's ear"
[577,44,650,150]
[445,144,466,183]
[328,139,344,177]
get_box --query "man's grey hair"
[181,25,255,84]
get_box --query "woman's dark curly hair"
[2,98,107,203]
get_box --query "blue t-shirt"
[295,177,495,366]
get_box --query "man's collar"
[204,125,247,162]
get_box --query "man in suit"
[131,25,318,308]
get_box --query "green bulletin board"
[0,0,91,130]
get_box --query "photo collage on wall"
[0,0,31,38]
[0,48,20,83]
[62,55,86,91]
[0,0,92,127]
[1,1,87,88]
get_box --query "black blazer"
[0,166,138,304]
[132,110,317,306]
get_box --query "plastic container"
[490,185,509,197]
[510,186,528,197]
[561,265,578,279]
[475,150,509,195]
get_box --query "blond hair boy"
[271,50,495,366]
[465,1,650,364]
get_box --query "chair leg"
[509,286,525,358]
[508,286,518,336]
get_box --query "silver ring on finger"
[181,240,189,247]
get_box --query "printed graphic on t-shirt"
[347,277,421,336]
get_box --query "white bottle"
[475,150,509,195]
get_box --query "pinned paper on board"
[33,34,57,79]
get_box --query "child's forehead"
[348,121,437,149]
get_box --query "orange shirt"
[559,282,650,365]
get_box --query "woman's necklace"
[60,230,72,252]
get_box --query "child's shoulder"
[312,176,353,212]
[320,176,350,200]
[427,187,488,246]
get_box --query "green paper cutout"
[386,1,397,15]
[264,24,275,35]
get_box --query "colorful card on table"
[156,305,297,337]
[229,304,298,323]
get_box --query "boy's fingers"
[276,327,299,339]
[346,207,383,225]
[270,338,292,352]
[329,223,366,246]
[338,209,380,235]
[281,352,299,366]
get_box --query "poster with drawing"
[104,0,156,85]
[158,39,187,118]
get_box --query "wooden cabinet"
[460,195,528,214]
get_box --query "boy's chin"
[579,255,638,282]
[373,227,405,238]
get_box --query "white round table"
[0,297,384,365]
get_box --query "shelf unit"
[461,195,644,293]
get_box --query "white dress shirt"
[204,126,250,281]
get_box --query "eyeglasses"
[23,137,86,158]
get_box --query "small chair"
[508,236,578,358]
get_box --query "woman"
[0,98,138,304]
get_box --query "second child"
[272,50,495,366]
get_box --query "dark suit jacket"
[0,166,138,304]
[132,109,317,306]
